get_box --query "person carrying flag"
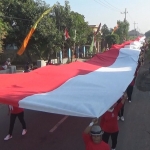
[4,105,27,141]
[83,118,110,150]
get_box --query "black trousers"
[9,112,26,135]
[127,85,133,101]
[118,104,124,117]
[102,131,119,149]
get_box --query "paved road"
[0,61,150,150]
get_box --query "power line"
[98,0,120,12]
[102,0,122,12]
[93,0,119,12]
[128,13,134,22]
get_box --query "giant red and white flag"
[0,36,145,118]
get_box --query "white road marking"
[49,116,68,133]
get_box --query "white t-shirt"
[2,61,11,69]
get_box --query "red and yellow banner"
[17,7,54,55]
[111,24,118,35]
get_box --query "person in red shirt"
[100,92,127,150]
[135,61,140,77]
[4,105,27,140]
[83,118,110,150]
[126,61,140,103]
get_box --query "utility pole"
[121,8,128,21]
[121,8,128,41]
[134,22,138,37]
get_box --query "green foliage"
[115,20,129,43]
[105,34,119,48]
[145,30,150,38]
[0,2,8,53]
[1,0,131,61]
[0,19,7,52]
[101,24,110,38]
[1,0,91,60]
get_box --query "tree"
[115,20,129,43]
[0,3,8,53]
[101,24,110,50]
[0,18,7,53]
[52,1,91,58]
[101,24,110,38]
[1,0,94,62]
[1,0,58,61]
[105,34,119,48]
[145,30,150,38]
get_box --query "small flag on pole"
[95,23,101,35]
[89,36,94,53]
[111,24,118,34]
[64,28,70,40]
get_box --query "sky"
[44,0,150,33]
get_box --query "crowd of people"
[82,44,147,150]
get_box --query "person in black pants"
[4,105,27,141]
[117,99,125,121]
[100,92,127,150]
[102,132,118,150]
[127,78,135,103]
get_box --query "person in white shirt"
[2,58,11,70]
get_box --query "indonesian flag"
[0,37,145,118]
[64,28,70,40]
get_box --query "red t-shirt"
[134,65,140,76]
[82,133,110,150]
[100,103,123,133]
[9,105,24,114]
[130,78,135,86]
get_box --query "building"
[89,25,99,33]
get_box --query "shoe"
[121,116,125,121]
[117,116,120,120]
[22,129,27,135]
[4,134,12,141]
[129,100,131,103]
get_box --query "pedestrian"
[126,78,135,103]
[4,105,27,140]
[100,92,127,150]
[117,96,125,121]
[0,58,11,70]
[83,118,110,150]
[126,61,140,103]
